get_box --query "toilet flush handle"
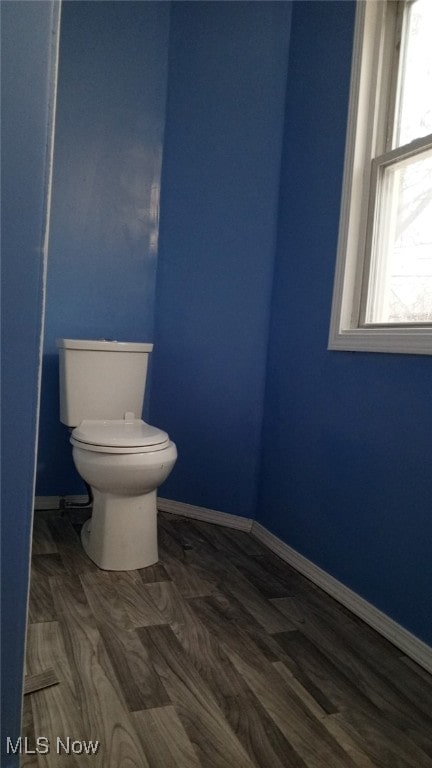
[124,412,135,423]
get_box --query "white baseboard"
[157,497,253,532]
[34,495,88,510]
[159,498,432,675]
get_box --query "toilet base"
[81,488,159,570]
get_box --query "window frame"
[328,0,432,355]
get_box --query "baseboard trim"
[157,497,253,532]
[251,521,432,675]
[34,495,88,510]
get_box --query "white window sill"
[328,327,432,355]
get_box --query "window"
[328,0,432,354]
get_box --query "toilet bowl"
[70,418,177,570]
[57,338,177,571]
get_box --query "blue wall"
[258,1,432,645]
[36,1,170,495]
[29,0,432,651]
[0,2,59,764]
[4,1,431,759]
[150,1,291,517]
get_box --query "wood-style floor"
[24,507,432,767]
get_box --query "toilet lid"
[71,419,169,452]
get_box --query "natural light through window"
[396,0,432,146]
[329,0,432,354]
[364,0,432,325]
[365,146,432,324]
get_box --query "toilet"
[57,338,177,571]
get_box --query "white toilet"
[57,338,177,571]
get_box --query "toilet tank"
[57,339,153,427]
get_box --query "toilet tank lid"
[57,339,153,353]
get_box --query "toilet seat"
[70,419,170,454]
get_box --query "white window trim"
[328,0,432,356]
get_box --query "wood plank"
[80,571,170,712]
[189,582,359,768]
[25,621,89,768]
[272,597,432,756]
[31,553,67,579]
[168,596,308,768]
[160,551,217,598]
[157,510,186,522]
[280,579,405,672]
[274,650,340,718]
[188,593,345,763]
[157,517,187,559]
[50,576,151,768]
[136,624,256,768]
[80,571,135,631]
[219,686,309,768]
[375,655,432,723]
[133,706,202,768]
[188,592,292,670]
[188,590,290,663]
[251,549,325,595]
[47,517,96,575]
[145,583,307,768]
[272,657,382,768]
[97,623,171,713]
[396,655,432,715]
[148,587,236,703]
[107,571,167,627]
[190,520,264,558]
[320,714,378,768]
[400,654,432,684]
[138,561,171,584]
[220,527,270,557]
[24,669,59,695]
[31,515,58,555]
[331,708,432,768]
[221,567,296,633]
[185,519,235,551]
[145,579,281,735]
[157,517,221,596]
[65,506,92,529]
[25,509,432,768]
[272,657,386,768]
[20,695,39,768]
[270,572,427,727]
[182,542,234,591]
[223,641,360,768]
[272,660,329,721]
[28,568,57,624]
[188,594,361,768]
[147,583,287,673]
[143,580,195,628]
[175,526,294,632]
[159,516,220,559]
[227,551,294,599]
[272,629,362,715]
[25,621,77,693]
